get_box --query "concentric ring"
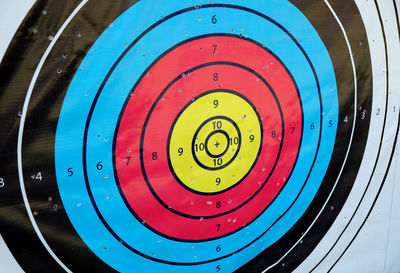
[55,3,335,268]
[4,0,393,273]
[0,0,348,270]
[204,129,231,159]
[204,129,232,159]
[189,114,244,172]
[115,35,298,221]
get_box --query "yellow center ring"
[168,90,262,194]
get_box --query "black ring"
[191,116,242,170]
[204,129,231,158]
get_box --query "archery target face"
[55,1,337,270]
[0,0,399,272]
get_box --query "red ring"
[114,35,302,240]
[143,64,280,215]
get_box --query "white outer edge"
[0,0,35,63]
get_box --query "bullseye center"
[205,130,230,158]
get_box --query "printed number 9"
[249,135,254,142]
[213,99,219,108]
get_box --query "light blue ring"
[55,0,338,272]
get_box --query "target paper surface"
[0,0,399,272]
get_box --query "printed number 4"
[32,172,42,181]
